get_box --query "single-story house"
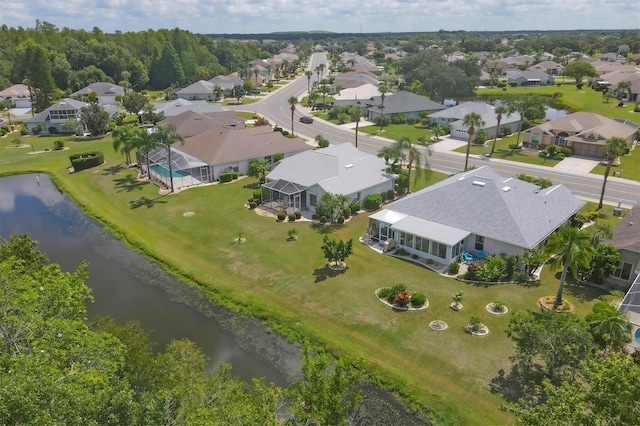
[142,125,311,190]
[504,70,555,86]
[26,98,119,135]
[70,82,125,105]
[367,166,584,265]
[596,70,640,102]
[530,61,564,76]
[159,110,244,138]
[604,204,640,290]
[152,98,229,119]
[333,83,388,107]
[332,71,379,90]
[0,84,32,108]
[428,102,522,140]
[522,112,637,158]
[208,75,243,96]
[175,80,217,101]
[263,144,394,213]
[367,91,446,122]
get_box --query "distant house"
[175,80,216,101]
[604,204,640,290]
[596,70,640,102]
[142,124,311,190]
[504,70,555,86]
[0,84,32,108]
[332,83,391,108]
[70,82,125,105]
[264,144,394,213]
[159,110,244,138]
[26,98,119,135]
[522,112,637,158]
[367,166,584,265]
[428,102,521,140]
[332,71,379,90]
[208,75,243,95]
[530,61,564,76]
[152,98,229,119]
[366,91,446,122]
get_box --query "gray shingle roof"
[384,166,584,249]
[367,91,446,115]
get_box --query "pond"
[0,173,432,425]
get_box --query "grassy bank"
[1,132,609,424]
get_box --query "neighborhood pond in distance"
[0,173,432,425]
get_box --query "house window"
[612,262,633,280]
[309,194,317,206]
[531,133,540,144]
[438,243,447,259]
[399,232,406,246]
[474,235,484,251]
[405,233,414,249]
[555,132,569,146]
[415,237,429,253]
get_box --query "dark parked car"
[299,116,314,124]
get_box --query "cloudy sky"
[1,0,636,34]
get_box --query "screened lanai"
[261,179,307,213]
[141,147,210,190]
[619,273,640,352]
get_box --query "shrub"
[386,190,395,201]
[294,210,302,219]
[411,292,426,307]
[231,172,238,180]
[558,146,573,156]
[31,125,42,135]
[411,254,419,260]
[219,172,233,183]
[473,255,506,282]
[288,213,297,222]
[497,82,506,88]
[69,151,104,172]
[53,139,65,150]
[20,126,28,135]
[287,228,298,240]
[394,248,409,256]
[48,126,58,134]
[491,302,506,313]
[634,103,640,113]
[341,207,351,218]
[364,194,382,210]
[249,201,257,209]
[512,272,526,283]
[349,202,360,214]
[253,189,263,201]
[336,215,345,224]
[311,214,318,220]
[509,82,518,87]
[393,290,411,307]
[280,130,290,136]
[277,210,286,221]
[319,216,327,224]
[377,287,394,299]
[448,262,460,275]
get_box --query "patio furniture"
[463,251,474,263]
[476,250,486,260]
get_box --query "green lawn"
[222,97,259,106]
[590,145,640,182]
[0,131,610,425]
[477,84,640,122]
[452,134,562,167]
[359,123,434,142]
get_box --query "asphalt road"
[237,53,640,208]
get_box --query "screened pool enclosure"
[138,147,210,190]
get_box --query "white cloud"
[1,0,636,33]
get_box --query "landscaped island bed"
[0,134,609,425]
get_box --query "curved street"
[235,53,640,208]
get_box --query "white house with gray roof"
[367,166,584,265]
[263,144,394,213]
[366,91,446,122]
[26,98,119,135]
[428,102,522,140]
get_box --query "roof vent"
[345,164,354,169]
[472,181,486,187]
[502,186,511,192]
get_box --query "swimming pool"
[635,328,640,344]
[150,164,188,178]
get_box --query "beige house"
[522,112,637,158]
[605,204,640,290]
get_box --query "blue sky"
[1,0,636,34]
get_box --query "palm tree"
[350,106,365,148]
[598,136,629,209]
[544,226,596,310]
[130,127,156,178]
[615,80,632,101]
[318,63,326,80]
[111,124,137,165]
[462,112,485,171]
[305,71,313,95]
[377,80,391,132]
[490,105,509,157]
[151,123,185,193]
[317,192,341,222]
[288,96,299,136]
[315,66,321,87]
[589,308,632,352]
[377,145,402,172]
[248,159,270,184]
[253,68,259,86]
[314,134,330,148]
[347,58,356,69]
[393,136,432,190]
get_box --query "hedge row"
[69,151,104,172]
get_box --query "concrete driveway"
[552,156,600,175]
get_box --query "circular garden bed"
[538,296,575,313]
[486,303,508,315]
[375,285,429,311]
[429,320,448,332]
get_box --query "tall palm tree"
[377,145,402,171]
[111,124,137,165]
[615,80,632,101]
[350,106,365,148]
[253,68,259,86]
[315,66,321,87]
[318,192,341,222]
[393,136,432,190]
[598,136,629,209]
[288,96,299,136]
[318,63,326,80]
[462,112,485,171]
[490,105,509,157]
[377,80,391,132]
[130,127,156,178]
[544,226,596,310]
[305,71,313,95]
[589,308,632,352]
[152,123,185,193]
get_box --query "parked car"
[250,88,262,94]
[299,116,314,124]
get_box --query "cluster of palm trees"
[112,122,184,192]
[377,136,433,192]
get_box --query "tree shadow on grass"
[114,175,147,192]
[310,222,344,235]
[489,364,546,403]
[129,196,167,209]
[312,266,346,283]
[102,164,125,176]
